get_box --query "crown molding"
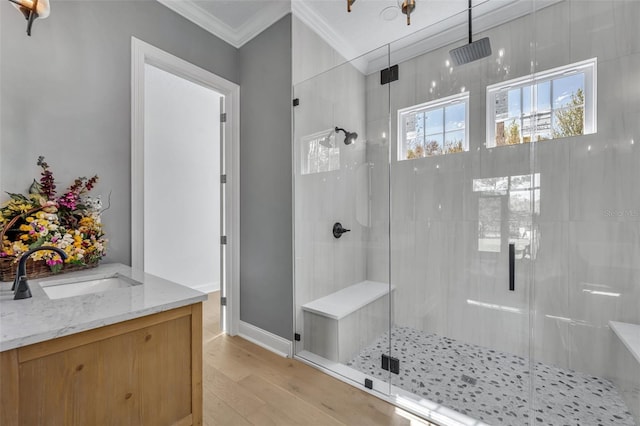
[291,0,360,65]
[235,2,292,47]
[157,0,291,49]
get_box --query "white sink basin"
[40,273,142,299]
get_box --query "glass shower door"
[292,44,394,396]
[379,4,537,424]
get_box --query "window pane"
[522,85,533,115]
[499,119,521,145]
[552,73,584,109]
[414,111,425,142]
[403,111,418,140]
[424,134,443,156]
[495,91,508,121]
[424,108,444,135]
[445,103,465,131]
[444,130,464,153]
[405,137,423,159]
[508,88,521,118]
[552,106,584,137]
[537,80,551,112]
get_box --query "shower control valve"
[333,222,351,239]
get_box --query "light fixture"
[400,0,415,25]
[347,0,355,13]
[8,0,50,36]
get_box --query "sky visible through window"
[495,72,586,145]
[400,94,468,160]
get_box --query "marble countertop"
[0,263,207,351]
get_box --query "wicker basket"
[0,209,98,282]
[0,256,98,282]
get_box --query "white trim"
[131,37,240,336]
[156,0,290,49]
[239,321,294,358]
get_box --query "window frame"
[397,91,470,161]
[486,58,597,147]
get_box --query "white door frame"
[131,37,240,335]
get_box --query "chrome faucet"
[12,246,68,300]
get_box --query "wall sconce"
[8,0,50,36]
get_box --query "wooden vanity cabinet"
[0,303,202,426]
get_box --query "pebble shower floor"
[347,327,636,426]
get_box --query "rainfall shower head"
[450,37,492,66]
[449,0,492,66]
[335,126,358,145]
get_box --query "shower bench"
[301,281,394,363]
[610,321,640,364]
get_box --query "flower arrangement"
[0,156,107,277]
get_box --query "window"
[301,129,339,175]
[397,92,469,161]
[486,58,596,147]
[473,173,540,259]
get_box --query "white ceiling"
[157,0,559,73]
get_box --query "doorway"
[131,38,240,335]
[143,63,221,294]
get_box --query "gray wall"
[0,0,239,265]
[239,14,293,340]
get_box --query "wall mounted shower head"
[335,126,358,145]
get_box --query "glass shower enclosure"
[293,1,639,425]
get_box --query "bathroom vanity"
[0,263,207,426]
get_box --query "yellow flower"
[19,224,32,231]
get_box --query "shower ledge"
[609,321,640,364]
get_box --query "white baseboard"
[238,321,293,358]
[191,281,220,294]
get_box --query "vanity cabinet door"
[0,303,202,426]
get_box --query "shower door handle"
[509,243,515,291]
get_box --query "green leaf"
[7,192,30,203]
[29,180,43,195]
[50,263,63,273]
[28,237,45,249]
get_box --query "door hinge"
[294,333,301,341]
[221,174,227,184]
[293,98,300,107]
[380,64,399,85]
[220,297,227,306]
[220,112,227,123]
[381,354,400,374]
[220,236,227,245]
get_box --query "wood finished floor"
[202,292,434,426]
